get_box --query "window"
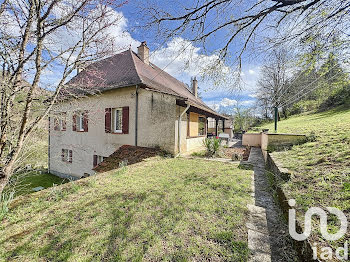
[73,111,88,132]
[93,154,105,167]
[77,113,84,131]
[113,108,123,133]
[62,149,72,163]
[187,112,206,137]
[53,113,66,131]
[198,116,206,136]
[105,107,129,134]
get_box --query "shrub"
[203,137,221,157]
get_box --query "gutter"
[135,85,139,146]
[177,103,190,156]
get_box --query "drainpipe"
[135,85,139,146]
[177,103,190,156]
[48,116,51,173]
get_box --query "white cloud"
[150,37,235,86]
[248,69,255,75]
[240,100,255,106]
[220,98,237,107]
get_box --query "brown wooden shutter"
[61,149,65,161]
[83,110,88,132]
[54,118,59,131]
[72,114,77,131]
[93,155,97,167]
[105,108,111,133]
[69,150,72,163]
[122,107,129,134]
[62,113,67,131]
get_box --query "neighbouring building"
[49,41,228,179]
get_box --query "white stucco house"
[49,41,228,179]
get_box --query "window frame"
[198,116,207,136]
[53,112,66,131]
[62,149,72,163]
[77,113,84,131]
[187,112,207,138]
[112,108,123,133]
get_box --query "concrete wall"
[242,133,262,147]
[186,136,205,153]
[137,90,177,153]
[242,132,307,153]
[261,133,268,151]
[175,105,188,154]
[174,106,206,154]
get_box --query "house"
[49,41,228,179]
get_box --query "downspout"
[177,103,190,156]
[135,85,139,146]
[48,116,51,173]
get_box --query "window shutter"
[93,154,97,167]
[105,108,111,133]
[69,150,72,163]
[122,107,129,134]
[61,149,64,161]
[83,110,88,132]
[62,113,67,131]
[54,118,59,131]
[72,114,77,131]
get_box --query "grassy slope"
[258,107,350,249]
[0,158,252,262]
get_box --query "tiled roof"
[63,49,226,118]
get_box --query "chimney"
[192,77,198,98]
[137,41,149,65]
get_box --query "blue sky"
[117,1,261,113]
[32,1,261,114]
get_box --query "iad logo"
[288,199,349,260]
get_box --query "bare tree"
[256,49,290,119]
[142,0,350,72]
[0,0,127,194]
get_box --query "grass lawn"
[0,157,253,261]
[257,106,350,250]
[5,171,68,197]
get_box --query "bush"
[203,137,221,157]
[319,84,350,111]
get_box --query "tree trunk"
[0,163,13,195]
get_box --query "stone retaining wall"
[265,152,321,262]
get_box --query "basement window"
[97,155,104,165]
[93,154,105,167]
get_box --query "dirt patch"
[221,147,250,161]
[94,145,166,173]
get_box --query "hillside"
[257,107,350,252]
[0,157,252,261]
